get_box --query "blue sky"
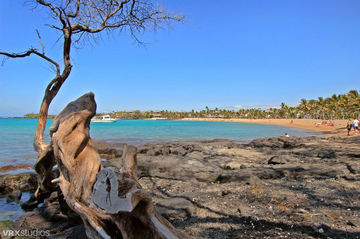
[1,0,360,116]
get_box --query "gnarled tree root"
[33,92,191,239]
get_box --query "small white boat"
[151,117,168,120]
[91,115,117,123]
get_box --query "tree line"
[24,113,56,119]
[26,90,359,120]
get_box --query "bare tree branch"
[45,24,62,31]
[0,49,60,76]
[67,0,81,18]
[66,0,184,43]
[36,29,45,54]
[36,0,62,23]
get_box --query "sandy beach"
[181,118,351,137]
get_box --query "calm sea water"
[0,118,317,167]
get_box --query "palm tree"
[299,98,309,118]
[347,90,360,118]
[279,102,288,118]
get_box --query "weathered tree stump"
[34,92,191,239]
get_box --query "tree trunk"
[35,92,191,239]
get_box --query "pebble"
[221,190,230,196]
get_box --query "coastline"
[181,118,350,137]
[1,136,359,238]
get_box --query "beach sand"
[181,118,351,137]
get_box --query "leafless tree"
[0,0,184,155]
[1,1,187,237]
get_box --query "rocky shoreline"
[1,136,359,238]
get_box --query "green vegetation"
[103,90,360,120]
[24,113,56,119]
[0,220,13,231]
[33,90,360,120]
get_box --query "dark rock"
[6,190,22,203]
[141,145,172,156]
[248,137,283,148]
[253,168,285,180]
[0,178,8,193]
[155,197,193,221]
[161,146,171,155]
[138,147,148,154]
[19,173,38,192]
[317,151,336,159]
[346,163,359,174]
[13,211,67,233]
[309,168,339,178]
[20,190,54,211]
[222,190,231,196]
[293,150,315,157]
[249,136,303,149]
[274,166,306,179]
[268,156,287,165]
[102,157,123,169]
[347,220,356,227]
[342,175,360,181]
[237,208,242,214]
[170,146,187,156]
[281,137,304,148]
[21,195,41,211]
[42,205,68,222]
[215,172,251,183]
[328,136,342,141]
[49,224,87,239]
[44,191,59,207]
[346,153,360,158]
[94,141,127,159]
[0,173,37,194]
[222,165,232,170]
[108,148,123,158]
[304,136,320,141]
[149,149,158,156]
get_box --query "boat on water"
[91,115,117,123]
[150,117,168,120]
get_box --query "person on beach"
[347,119,353,136]
[353,118,359,134]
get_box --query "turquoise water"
[0,118,317,167]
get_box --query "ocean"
[0,118,317,168]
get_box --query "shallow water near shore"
[0,192,31,221]
[0,118,318,167]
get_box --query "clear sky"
[1,0,360,116]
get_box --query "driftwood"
[34,92,191,239]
